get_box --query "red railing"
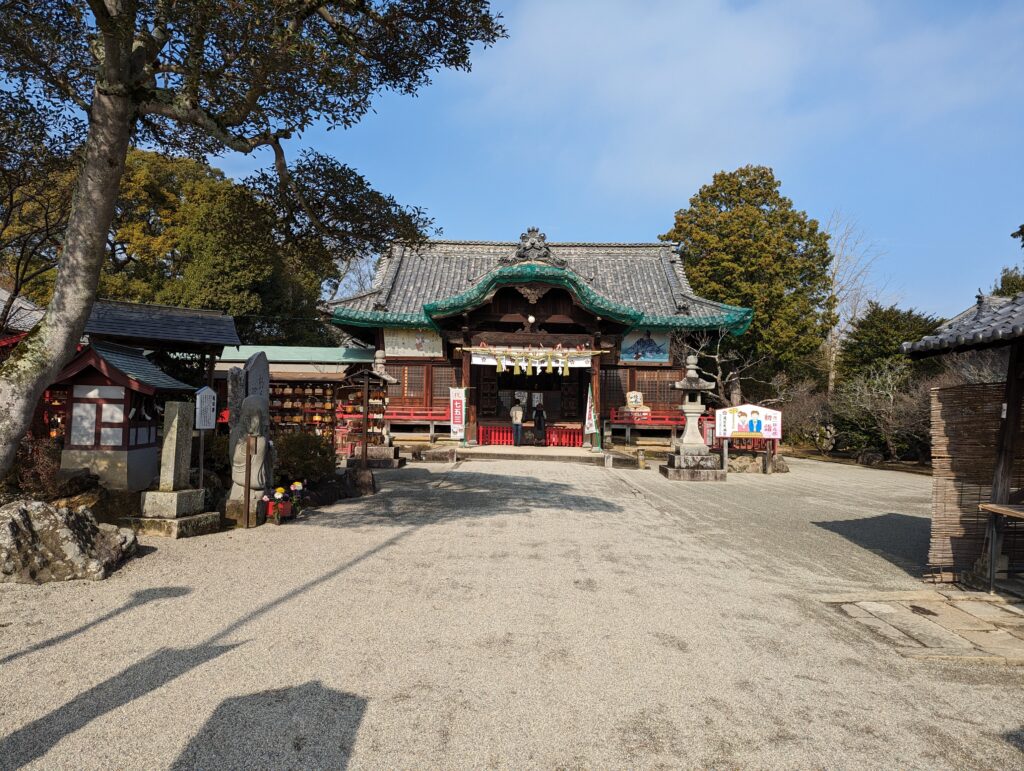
[384,406,451,423]
[477,425,584,447]
[608,407,686,426]
[479,425,514,445]
[546,426,583,447]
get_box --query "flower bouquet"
[263,487,293,525]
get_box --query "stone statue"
[228,394,272,506]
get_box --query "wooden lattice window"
[385,364,426,404]
[431,366,456,400]
[636,369,684,407]
[600,369,629,415]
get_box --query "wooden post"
[361,375,370,471]
[461,349,477,445]
[987,340,1024,591]
[243,435,253,529]
[591,349,602,450]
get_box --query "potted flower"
[289,481,305,514]
[264,487,293,525]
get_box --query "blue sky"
[218,0,1024,319]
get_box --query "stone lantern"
[659,354,725,481]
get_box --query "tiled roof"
[86,300,241,347]
[219,345,374,364]
[902,293,1024,356]
[91,342,194,391]
[0,288,44,332]
[330,239,751,333]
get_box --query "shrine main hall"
[329,228,751,446]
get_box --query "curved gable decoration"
[424,263,643,326]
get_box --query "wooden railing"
[384,406,451,423]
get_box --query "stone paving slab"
[828,590,1024,665]
[899,601,997,631]
[952,600,1024,623]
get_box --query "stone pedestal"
[340,445,406,469]
[659,447,726,481]
[224,499,267,529]
[141,489,205,518]
[134,401,218,537]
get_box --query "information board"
[195,386,218,431]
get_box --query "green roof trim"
[423,263,643,326]
[331,261,753,336]
[330,307,432,329]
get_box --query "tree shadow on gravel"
[813,512,930,577]
[171,681,367,770]
[0,642,241,768]
[0,586,191,667]
[297,469,625,529]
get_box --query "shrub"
[274,432,335,485]
[6,435,63,499]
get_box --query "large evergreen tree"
[839,301,941,377]
[0,2,504,476]
[660,165,835,402]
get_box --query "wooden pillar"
[992,341,1024,504]
[987,340,1024,591]
[461,348,477,445]
[591,348,602,448]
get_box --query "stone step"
[122,511,221,539]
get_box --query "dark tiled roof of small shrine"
[91,342,194,391]
[85,300,241,348]
[0,288,44,331]
[330,236,752,334]
[902,293,1023,356]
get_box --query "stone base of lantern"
[659,446,726,482]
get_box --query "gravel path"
[1,458,1023,769]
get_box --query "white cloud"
[452,0,1024,200]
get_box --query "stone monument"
[659,355,725,482]
[227,394,272,510]
[130,401,220,538]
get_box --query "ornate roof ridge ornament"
[500,227,568,267]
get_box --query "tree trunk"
[0,92,133,477]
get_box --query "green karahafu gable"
[331,262,752,336]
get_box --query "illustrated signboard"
[194,386,218,430]
[619,329,670,364]
[384,328,443,358]
[715,404,782,439]
[450,387,466,440]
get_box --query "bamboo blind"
[929,382,1024,574]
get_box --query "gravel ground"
[1,457,1023,769]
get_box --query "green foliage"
[993,266,1024,298]
[839,301,941,377]
[274,432,336,485]
[661,165,835,397]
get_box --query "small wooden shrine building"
[330,228,752,446]
[55,342,195,490]
[903,292,1024,585]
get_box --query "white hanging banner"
[584,383,597,435]
[450,387,466,440]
